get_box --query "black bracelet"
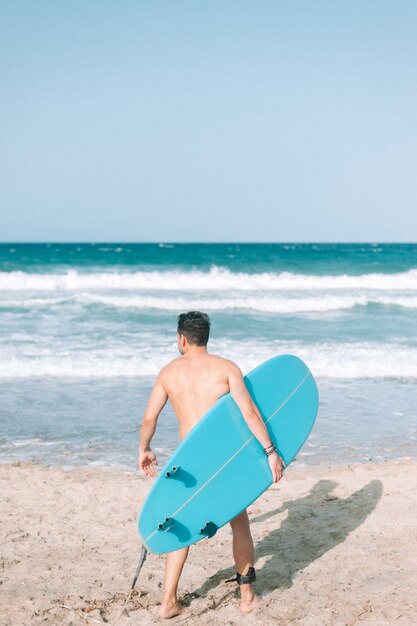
[264,444,276,456]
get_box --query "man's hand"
[139,448,158,476]
[268,452,286,483]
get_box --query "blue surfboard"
[138,354,319,554]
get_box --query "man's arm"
[227,361,285,483]
[138,370,168,476]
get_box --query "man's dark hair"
[177,311,211,346]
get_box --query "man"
[139,311,285,619]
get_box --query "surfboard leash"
[112,543,148,625]
[131,544,148,591]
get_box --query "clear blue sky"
[1,1,416,242]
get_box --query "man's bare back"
[160,351,233,439]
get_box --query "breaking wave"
[1,341,417,379]
[1,266,417,291]
[2,292,417,314]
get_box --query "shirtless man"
[139,311,285,619]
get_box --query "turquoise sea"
[0,243,416,468]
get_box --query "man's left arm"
[227,361,285,483]
[138,371,168,476]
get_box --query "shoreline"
[1,457,416,625]
[2,451,417,473]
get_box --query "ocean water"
[0,242,416,469]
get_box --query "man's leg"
[159,546,189,618]
[229,510,257,613]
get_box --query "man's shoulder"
[209,354,241,373]
[158,357,182,377]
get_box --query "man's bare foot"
[159,598,182,619]
[240,589,257,614]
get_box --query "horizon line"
[1,241,416,246]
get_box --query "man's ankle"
[162,593,178,606]
[239,583,254,597]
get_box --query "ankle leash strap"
[225,566,256,585]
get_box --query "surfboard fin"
[165,465,181,478]
[157,517,174,532]
[199,521,218,538]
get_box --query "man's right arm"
[227,361,285,483]
[138,370,168,476]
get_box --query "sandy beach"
[1,457,416,626]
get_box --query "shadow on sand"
[185,477,383,604]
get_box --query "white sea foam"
[10,438,61,447]
[11,438,44,447]
[76,293,417,313]
[1,267,417,291]
[0,296,72,308]
[2,292,417,314]
[0,292,417,314]
[1,341,417,379]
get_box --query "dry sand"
[1,457,416,626]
